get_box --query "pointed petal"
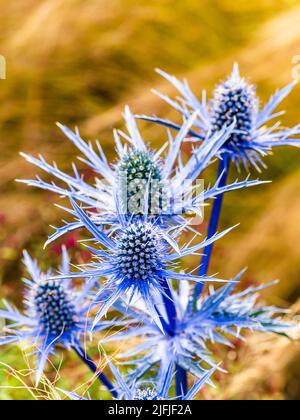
[184,367,217,400]
[106,358,132,399]
[70,198,115,249]
[92,282,131,330]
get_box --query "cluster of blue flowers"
[0,64,299,400]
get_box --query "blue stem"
[176,364,188,398]
[194,156,230,301]
[73,346,118,399]
[159,278,177,334]
[159,278,188,397]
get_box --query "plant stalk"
[194,155,230,303]
[73,345,118,399]
[159,278,188,396]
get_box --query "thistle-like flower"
[56,197,234,332]
[60,359,215,400]
[18,106,264,245]
[138,64,300,170]
[0,248,101,385]
[104,271,292,382]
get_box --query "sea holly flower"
[0,248,112,386]
[104,271,292,382]
[18,106,264,245]
[55,197,235,332]
[138,64,300,170]
[59,359,216,400]
[138,64,300,296]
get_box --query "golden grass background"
[0,0,300,399]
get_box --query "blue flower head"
[117,148,167,216]
[18,106,264,244]
[33,278,76,336]
[210,64,257,146]
[0,248,99,385]
[139,64,300,170]
[104,271,292,382]
[58,197,234,332]
[116,221,165,281]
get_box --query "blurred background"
[0,0,300,400]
